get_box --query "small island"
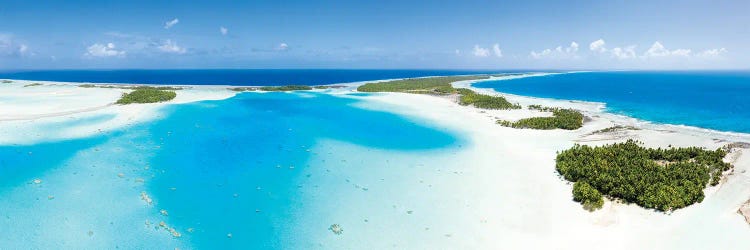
[497,105,584,130]
[456,88,521,110]
[116,86,177,104]
[556,140,731,211]
[229,85,329,92]
[357,76,521,110]
[357,75,489,94]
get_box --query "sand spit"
[0,79,236,144]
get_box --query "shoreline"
[3,72,750,144]
[454,74,750,143]
[345,87,750,249]
[2,74,750,248]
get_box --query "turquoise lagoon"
[0,91,468,249]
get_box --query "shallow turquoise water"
[0,91,463,248]
[474,71,750,133]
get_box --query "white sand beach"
[343,89,750,249]
[1,76,749,249]
[0,80,235,144]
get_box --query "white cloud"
[643,41,691,58]
[492,43,503,58]
[164,18,179,29]
[472,45,489,57]
[220,26,228,35]
[277,43,289,51]
[455,49,460,55]
[589,39,606,53]
[568,42,578,53]
[671,48,692,57]
[158,39,186,54]
[567,42,579,53]
[610,45,637,59]
[0,34,30,57]
[643,41,669,57]
[18,44,28,54]
[530,49,552,59]
[84,43,125,57]
[530,41,579,59]
[697,48,728,58]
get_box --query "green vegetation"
[259,85,313,91]
[229,85,342,92]
[356,75,490,94]
[589,125,640,134]
[527,104,544,110]
[116,87,177,104]
[556,140,732,211]
[355,75,522,110]
[228,87,258,92]
[23,83,43,87]
[572,182,604,211]
[1,80,12,84]
[497,107,583,130]
[456,88,521,110]
[313,85,346,89]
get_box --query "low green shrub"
[356,76,490,94]
[572,181,604,211]
[498,107,583,130]
[116,87,177,104]
[259,85,313,91]
[457,88,521,110]
[556,140,731,211]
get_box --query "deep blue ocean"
[474,71,750,134]
[0,69,515,86]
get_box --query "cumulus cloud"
[566,42,579,53]
[158,39,186,54]
[84,43,125,57]
[220,26,228,35]
[610,45,637,59]
[589,39,606,53]
[584,39,726,62]
[530,49,552,59]
[643,41,670,57]
[277,43,289,51]
[472,45,489,57]
[164,18,179,29]
[530,41,579,59]
[671,48,692,57]
[18,44,28,54]
[643,41,691,58]
[696,48,728,58]
[492,43,503,58]
[0,34,30,57]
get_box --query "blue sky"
[0,0,747,69]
